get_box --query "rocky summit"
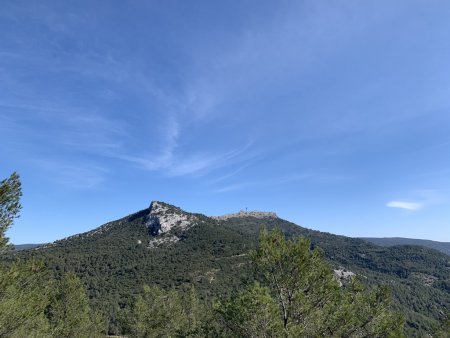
[212,210,278,220]
[145,201,197,235]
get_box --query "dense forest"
[361,237,450,256]
[1,173,449,337]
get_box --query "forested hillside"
[361,237,450,256]
[13,243,42,251]
[12,201,449,337]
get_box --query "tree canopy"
[0,172,22,250]
[0,173,103,337]
[216,228,405,337]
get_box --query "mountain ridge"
[361,237,450,256]
[11,201,450,336]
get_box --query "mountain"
[15,201,450,336]
[361,237,450,256]
[13,244,42,251]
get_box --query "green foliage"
[434,311,450,338]
[0,262,104,338]
[183,285,204,335]
[333,282,405,337]
[251,228,339,332]
[224,216,450,336]
[9,205,450,336]
[217,229,404,337]
[47,272,104,338]
[131,284,187,337]
[0,172,22,250]
[0,173,103,337]
[0,260,51,337]
[215,282,282,338]
[362,237,450,256]
[129,284,209,338]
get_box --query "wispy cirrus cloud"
[386,189,447,212]
[0,100,127,155]
[207,163,255,184]
[32,159,109,190]
[121,139,253,177]
[386,201,423,211]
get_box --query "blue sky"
[1,0,450,243]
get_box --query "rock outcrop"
[212,210,278,220]
[334,267,355,286]
[144,201,198,248]
[144,201,196,235]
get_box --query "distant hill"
[8,201,450,336]
[13,244,42,251]
[361,237,450,256]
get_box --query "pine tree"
[0,260,52,337]
[131,284,188,338]
[46,272,104,338]
[217,228,405,337]
[215,282,282,338]
[0,172,22,250]
[177,285,204,336]
[0,173,51,337]
[434,311,450,338]
[0,173,103,337]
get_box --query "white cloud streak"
[121,141,253,177]
[386,201,423,211]
[386,189,447,212]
